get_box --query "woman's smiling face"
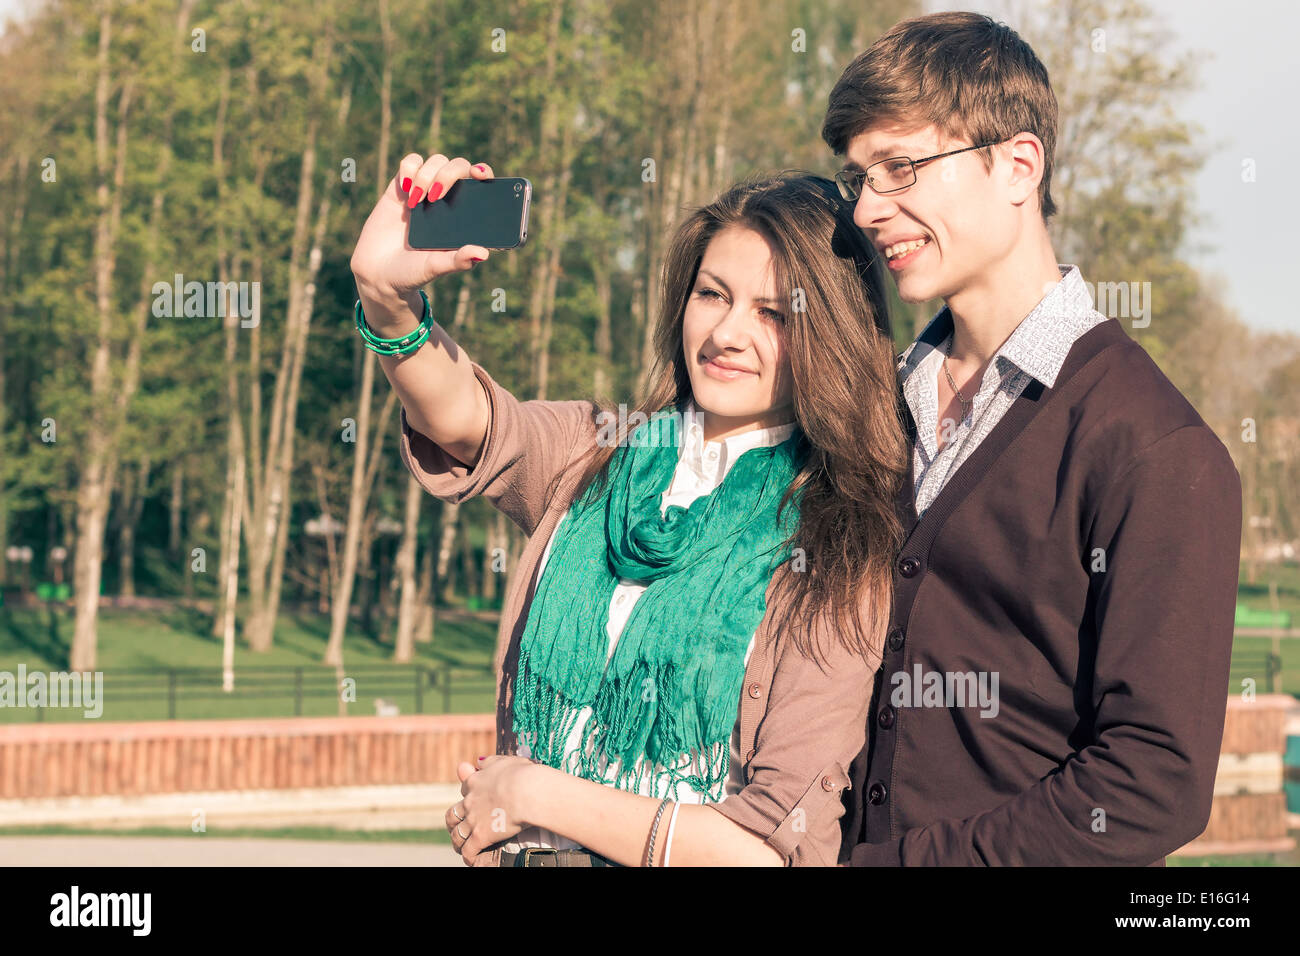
[681,225,795,439]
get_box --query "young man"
[823,13,1242,865]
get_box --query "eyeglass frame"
[834,141,1005,201]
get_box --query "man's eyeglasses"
[834,142,1001,201]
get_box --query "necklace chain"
[942,336,973,419]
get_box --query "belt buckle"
[521,847,559,867]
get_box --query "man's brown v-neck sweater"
[841,316,1243,866]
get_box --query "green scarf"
[512,406,805,797]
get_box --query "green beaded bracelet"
[354,290,434,356]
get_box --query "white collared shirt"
[509,399,797,852]
[898,264,1110,517]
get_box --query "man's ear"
[1005,131,1045,209]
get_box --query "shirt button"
[877,706,895,729]
[887,627,905,652]
[898,556,922,577]
[747,682,762,699]
[615,593,627,605]
[821,775,835,792]
[867,782,888,805]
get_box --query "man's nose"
[853,188,897,232]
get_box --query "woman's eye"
[762,308,785,322]
[695,287,722,300]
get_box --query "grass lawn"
[1228,635,1300,696]
[1170,845,1300,867]
[2,562,1298,723]
[0,602,498,722]
[1238,561,1300,621]
[1235,562,1300,696]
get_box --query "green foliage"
[1,0,1292,629]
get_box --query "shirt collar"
[897,264,1103,390]
[680,399,798,483]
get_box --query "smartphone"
[407,177,531,250]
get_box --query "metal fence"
[23,662,497,721]
[1228,652,1284,694]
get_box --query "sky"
[3,0,1296,334]
[933,0,1299,334]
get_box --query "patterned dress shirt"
[898,264,1110,517]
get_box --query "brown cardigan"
[842,316,1243,865]
[399,362,876,866]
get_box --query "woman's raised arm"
[350,153,498,467]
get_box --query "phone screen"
[407,177,531,250]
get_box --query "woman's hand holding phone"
[348,151,495,468]
[350,153,495,333]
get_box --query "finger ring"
[452,803,466,821]
[456,822,468,840]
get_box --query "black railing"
[25,662,496,721]
[1227,652,1284,693]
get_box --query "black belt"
[500,847,621,867]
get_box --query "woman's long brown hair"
[555,171,909,668]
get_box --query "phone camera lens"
[514,183,522,192]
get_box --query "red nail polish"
[470,257,485,263]
[407,186,424,208]
[474,164,485,172]
[428,182,444,202]
[401,177,411,192]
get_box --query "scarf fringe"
[514,651,731,799]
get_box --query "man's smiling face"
[843,122,1017,305]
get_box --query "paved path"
[0,836,464,867]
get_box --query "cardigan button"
[744,748,755,763]
[898,556,921,577]
[877,706,895,729]
[821,775,835,792]
[747,682,762,699]
[887,627,904,652]
[867,782,888,805]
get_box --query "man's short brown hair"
[822,12,1059,220]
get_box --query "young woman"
[349,154,909,866]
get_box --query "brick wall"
[1177,693,1296,855]
[0,714,494,799]
[0,695,1294,858]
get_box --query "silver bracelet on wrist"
[645,795,672,867]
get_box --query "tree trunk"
[437,501,459,603]
[482,510,507,603]
[221,450,244,692]
[535,116,576,400]
[414,527,435,644]
[70,7,132,672]
[593,246,612,400]
[357,510,379,637]
[245,29,338,652]
[460,514,477,603]
[324,382,397,663]
[209,60,252,644]
[169,460,183,559]
[116,456,148,599]
[392,473,423,662]
[0,150,31,588]
[527,0,566,398]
